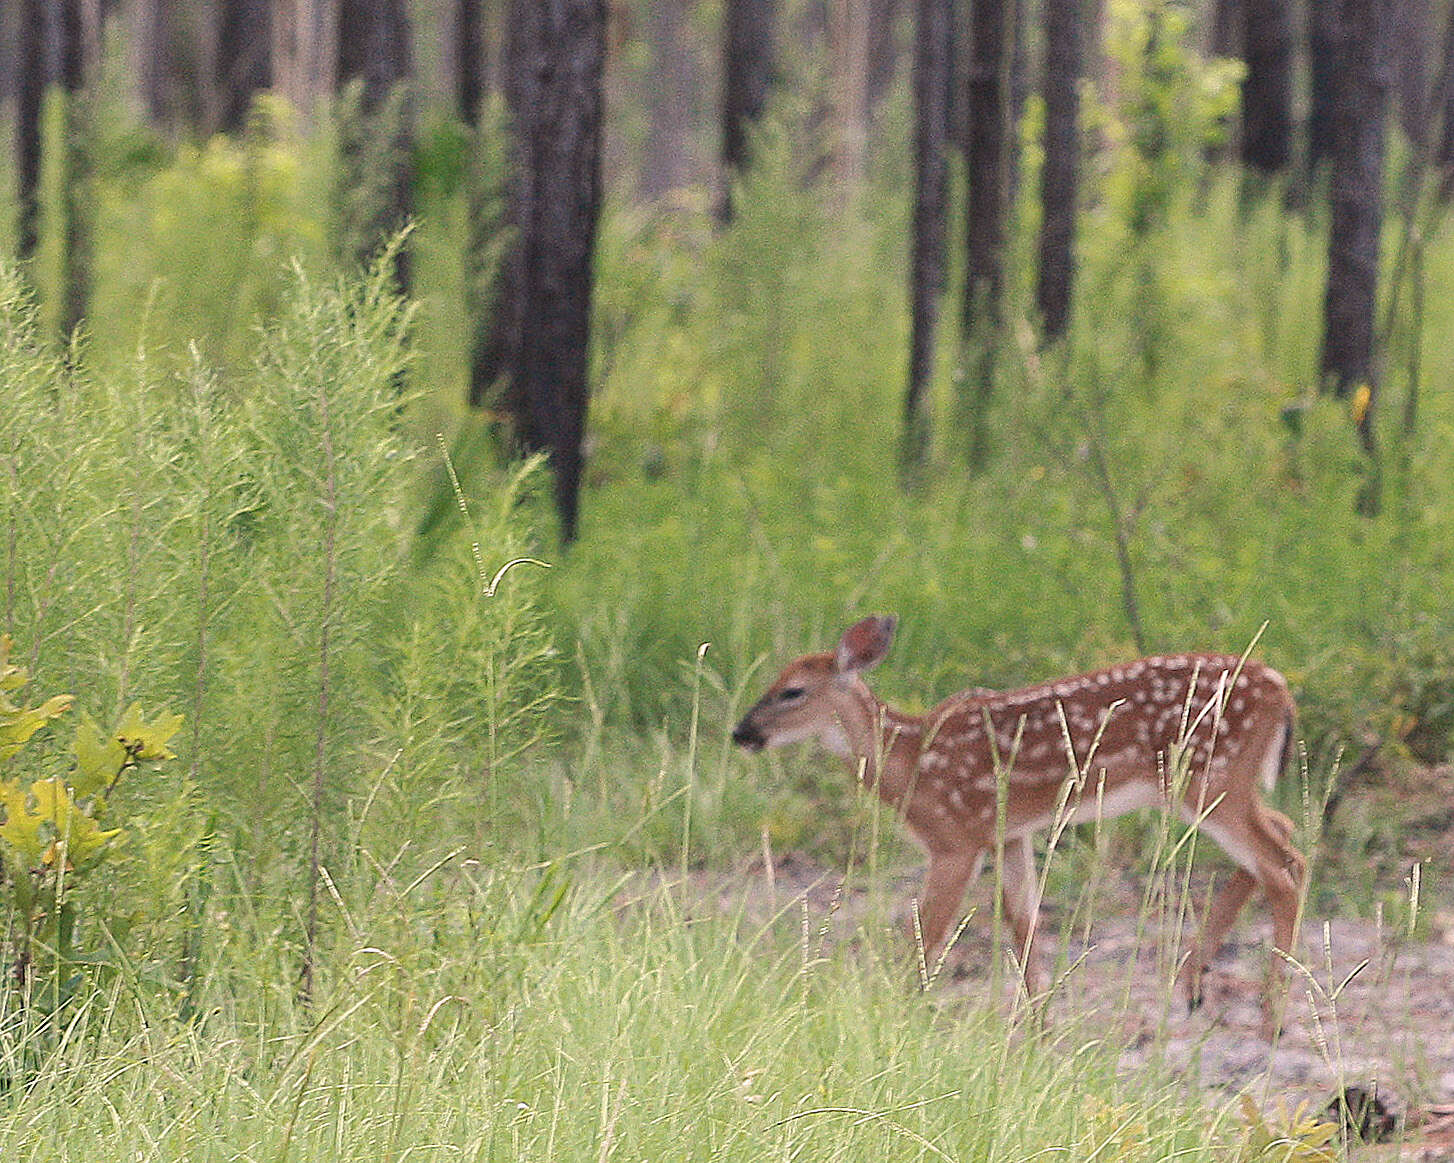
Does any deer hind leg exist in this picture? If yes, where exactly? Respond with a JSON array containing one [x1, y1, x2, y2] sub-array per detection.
[[1181, 798, 1305, 1037], [913, 847, 983, 984]]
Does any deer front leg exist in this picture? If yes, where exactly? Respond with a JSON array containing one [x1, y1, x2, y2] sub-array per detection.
[[997, 836, 1049, 1004], [913, 847, 982, 985], [1177, 867, 1257, 1012]]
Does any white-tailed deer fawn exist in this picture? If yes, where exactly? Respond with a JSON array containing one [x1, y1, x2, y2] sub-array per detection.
[[732, 616, 1306, 1035]]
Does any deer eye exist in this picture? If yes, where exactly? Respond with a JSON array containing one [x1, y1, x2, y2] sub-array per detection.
[[777, 686, 806, 703]]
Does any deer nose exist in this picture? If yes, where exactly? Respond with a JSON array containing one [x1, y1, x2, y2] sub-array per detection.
[[732, 721, 765, 751]]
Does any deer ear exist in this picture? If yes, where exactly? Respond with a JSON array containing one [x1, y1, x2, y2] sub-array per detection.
[[835, 616, 897, 674]]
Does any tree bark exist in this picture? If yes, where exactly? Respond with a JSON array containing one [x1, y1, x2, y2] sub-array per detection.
[[961, 0, 1015, 471], [1240, 0, 1293, 174], [336, 0, 413, 292], [718, 0, 778, 221], [15, 0, 46, 264], [1036, 0, 1081, 341], [963, 0, 1013, 334], [866, 0, 903, 114], [470, 0, 606, 543], [1308, 2, 1340, 173], [1321, 0, 1391, 512], [273, 0, 337, 120], [216, 0, 272, 133], [642, 0, 694, 202], [902, 0, 952, 469], [447, 0, 485, 125]]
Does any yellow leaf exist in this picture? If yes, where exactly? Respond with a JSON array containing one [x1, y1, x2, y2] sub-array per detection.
[[114, 703, 184, 763], [1350, 383, 1372, 426], [73, 712, 128, 798]]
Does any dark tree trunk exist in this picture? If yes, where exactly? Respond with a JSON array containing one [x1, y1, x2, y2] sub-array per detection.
[[718, 0, 777, 221], [449, 0, 485, 124], [963, 0, 1013, 334], [470, 0, 606, 543], [1321, 0, 1391, 494], [1308, 2, 1340, 173], [1208, 0, 1240, 57], [1240, 0, 1293, 174], [1392, 0, 1430, 143], [961, 0, 1015, 471], [1036, 0, 1081, 341], [274, 0, 338, 119], [902, 0, 953, 470], [866, 0, 903, 114], [336, 0, 413, 293], [216, 0, 272, 133], [15, 0, 46, 263], [16, 0, 87, 332], [642, 0, 694, 201], [1438, 9, 1454, 197]]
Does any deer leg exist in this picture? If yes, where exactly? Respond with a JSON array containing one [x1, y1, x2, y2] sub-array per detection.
[[997, 837, 1048, 1002], [1177, 867, 1257, 1010], [913, 848, 982, 983], [1189, 800, 1305, 1037], [1251, 806, 1305, 1038]]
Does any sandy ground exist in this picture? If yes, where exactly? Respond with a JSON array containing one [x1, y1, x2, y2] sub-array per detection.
[[648, 851, 1454, 1156]]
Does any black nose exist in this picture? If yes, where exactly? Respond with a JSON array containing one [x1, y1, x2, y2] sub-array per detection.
[[732, 721, 764, 751]]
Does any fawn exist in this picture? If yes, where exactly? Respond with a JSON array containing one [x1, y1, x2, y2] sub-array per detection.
[[732, 616, 1306, 1035]]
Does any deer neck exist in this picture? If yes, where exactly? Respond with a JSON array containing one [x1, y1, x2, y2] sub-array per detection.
[[827, 681, 922, 803]]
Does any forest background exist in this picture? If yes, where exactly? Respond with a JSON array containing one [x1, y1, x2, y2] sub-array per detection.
[[2, 0, 1453, 1158]]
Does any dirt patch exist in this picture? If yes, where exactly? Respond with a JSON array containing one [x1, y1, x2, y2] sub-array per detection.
[[654, 850, 1454, 1155]]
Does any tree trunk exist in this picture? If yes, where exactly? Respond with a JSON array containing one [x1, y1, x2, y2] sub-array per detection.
[[963, 0, 1013, 334], [18, 0, 88, 335], [1321, 0, 1391, 517], [470, 0, 606, 543], [1307, 2, 1340, 173], [216, 0, 272, 133], [336, 0, 413, 293], [902, 0, 952, 470], [719, 0, 778, 221], [1240, 0, 1293, 174], [15, 0, 45, 264], [642, 0, 694, 202], [961, 0, 1015, 470], [1438, 8, 1454, 197], [447, 0, 485, 125], [1036, 0, 1081, 341], [273, 0, 338, 120], [866, 0, 903, 115], [1392, 0, 1430, 144], [831, 0, 871, 198], [1321, 0, 1391, 402]]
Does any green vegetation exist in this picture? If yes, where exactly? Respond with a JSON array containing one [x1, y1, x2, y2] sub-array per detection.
[[1, 46, 1450, 1155]]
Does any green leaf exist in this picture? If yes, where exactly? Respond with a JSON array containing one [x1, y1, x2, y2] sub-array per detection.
[[114, 703, 184, 763], [73, 712, 128, 798], [0, 777, 122, 870]]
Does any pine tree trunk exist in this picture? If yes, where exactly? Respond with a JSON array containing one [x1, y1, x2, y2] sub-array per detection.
[[719, 0, 778, 221], [273, 0, 337, 120], [15, 0, 45, 264], [471, 0, 606, 543], [1321, 0, 1391, 405], [961, 0, 1015, 470], [902, 0, 952, 470], [337, 0, 413, 293], [1241, 0, 1293, 174], [448, 0, 485, 125], [216, 0, 272, 133], [963, 0, 1012, 333], [1308, 2, 1340, 173], [1036, 0, 1081, 341], [642, 0, 694, 202]]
